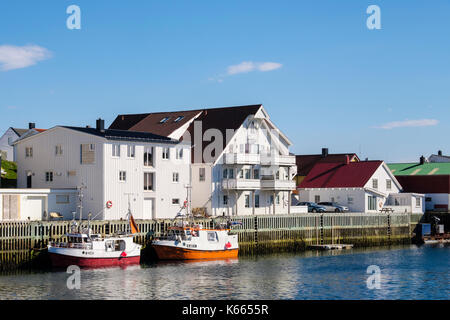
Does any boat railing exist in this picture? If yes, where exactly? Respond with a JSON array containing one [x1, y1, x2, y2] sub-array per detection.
[[50, 242, 93, 250]]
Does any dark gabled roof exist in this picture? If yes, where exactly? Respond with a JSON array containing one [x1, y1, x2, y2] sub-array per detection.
[[11, 128, 29, 137], [296, 153, 360, 176], [299, 161, 383, 189], [62, 126, 178, 144], [109, 104, 263, 162], [109, 110, 201, 137]]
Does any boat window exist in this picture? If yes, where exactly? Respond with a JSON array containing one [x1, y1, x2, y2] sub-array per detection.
[[185, 229, 191, 236], [114, 240, 126, 251], [105, 240, 114, 251], [207, 232, 217, 242]]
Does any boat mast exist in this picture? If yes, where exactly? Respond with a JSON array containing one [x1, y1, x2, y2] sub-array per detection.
[[77, 183, 86, 232]]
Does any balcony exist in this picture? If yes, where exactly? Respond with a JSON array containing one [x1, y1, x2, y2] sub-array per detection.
[[260, 154, 296, 166], [261, 179, 296, 190], [222, 178, 296, 191], [223, 153, 260, 165], [222, 179, 261, 190]]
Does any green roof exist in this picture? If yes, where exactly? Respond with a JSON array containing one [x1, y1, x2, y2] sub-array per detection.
[[387, 162, 450, 176]]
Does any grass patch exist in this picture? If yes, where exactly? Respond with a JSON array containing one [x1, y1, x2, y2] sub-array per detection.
[[1, 160, 17, 187]]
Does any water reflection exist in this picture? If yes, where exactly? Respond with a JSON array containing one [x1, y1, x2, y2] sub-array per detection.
[[0, 245, 448, 300]]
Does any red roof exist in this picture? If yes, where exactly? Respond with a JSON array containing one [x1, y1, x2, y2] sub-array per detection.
[[395, 176, 450, 194], [296, 153, 359, 176], [299, 161, 383, 189]]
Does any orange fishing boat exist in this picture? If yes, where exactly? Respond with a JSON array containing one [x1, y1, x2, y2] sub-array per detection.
[[152, 224, 239, 260]]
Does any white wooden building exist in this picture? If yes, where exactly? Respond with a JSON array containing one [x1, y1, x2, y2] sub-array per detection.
[[14, 120, 191, 220], [110, 105, 302, 216], [298, 160, 423, 213], [0, 188, 77, 221]]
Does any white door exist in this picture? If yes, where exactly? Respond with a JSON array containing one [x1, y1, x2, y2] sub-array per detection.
[[25, 196, 44, 220], [143, 198, 153, 219]]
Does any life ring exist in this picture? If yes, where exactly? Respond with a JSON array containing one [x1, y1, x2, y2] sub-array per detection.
[[106, 201, 113, 209]]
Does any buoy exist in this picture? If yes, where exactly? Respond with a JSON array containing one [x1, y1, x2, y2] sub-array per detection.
[[106, 200, 113, 208]]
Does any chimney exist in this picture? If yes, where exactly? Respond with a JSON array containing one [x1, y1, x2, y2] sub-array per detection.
[[438, 150, 443, 156], [322, 148, 329, 158], [420, 155, 425, 165], [96, 118, 105, 132], [28, 122, 35, 129]]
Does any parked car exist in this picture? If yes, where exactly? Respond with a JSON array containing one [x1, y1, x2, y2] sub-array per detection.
[[317, 202, 349, 213], [297, 202, 326, 213]]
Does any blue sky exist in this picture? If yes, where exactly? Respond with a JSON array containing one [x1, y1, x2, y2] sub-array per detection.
[[1, 0, 449, 162]]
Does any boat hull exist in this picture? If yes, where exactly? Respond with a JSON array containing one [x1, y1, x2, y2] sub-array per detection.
[[49, 252, 140, 268], [153, 244, 238, 260]]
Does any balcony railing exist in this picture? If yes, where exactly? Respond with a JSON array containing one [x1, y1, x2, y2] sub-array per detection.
[[260, 154, 296, 166], [222, 179, 261, 190], [224, 153, 260, 165], [261, 179, 296, 190], [222, 178, 296, 191]]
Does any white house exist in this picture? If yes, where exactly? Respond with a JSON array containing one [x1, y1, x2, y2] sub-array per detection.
[[298, 159, 424, 213], [109, 105, 302, 216], [0, 123, 43, 161], [0, 188, 77, 221], [14, 119, 191, 220]]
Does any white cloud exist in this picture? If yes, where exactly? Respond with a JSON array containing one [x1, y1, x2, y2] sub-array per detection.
[[257, 62, 282, 72], [376, 119, 439, 130], [0, 45, 52, 71], [226, 61, 282, 75]]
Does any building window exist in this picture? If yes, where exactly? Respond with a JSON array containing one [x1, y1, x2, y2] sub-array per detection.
[[8, 137, 14, 145], [348, 197, 354, 205], [238, 170, 243, 179], [55, 145, 63, 156], [176, 148, 183, 159], [228, 169, 234, 179], [255, 194, 260, 208], [174, 116, 184, 123], [119, 171, 126, 181], [253, 169, 259, 179], [425, 197, 432, 202], [199, 168, 205, 181], [56, 195, 70, 204], [172, 198, 180, 205], [223, 169, 228, 179], [386, 179, 392, 190], [368, 196, 377, 211], [223, 195, 228, 206], [127, 145, 135, 158], [276, 195, 280, 205], [269, 195, 274, 205], [314, 195, 320, 203], [144, 172, 154, 191], [159, 117, 170, 123], [173, 172, 179, 183], [275, 170, 280, 180], [144, 147, 153, 166], [244, 169, 251, 179], [245, 194, 250, 208], [25, 147, 33, 158], [162, 147, 170, 159], [415, 197, 421, 207], [81, 144, 95, 164], [112, 144, 120, 157], [45, 171, 53, 182], [372, 179, 378, 189]]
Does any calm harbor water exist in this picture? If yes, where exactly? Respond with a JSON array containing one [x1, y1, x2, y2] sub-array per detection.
[[0, 244, 448, 300]]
